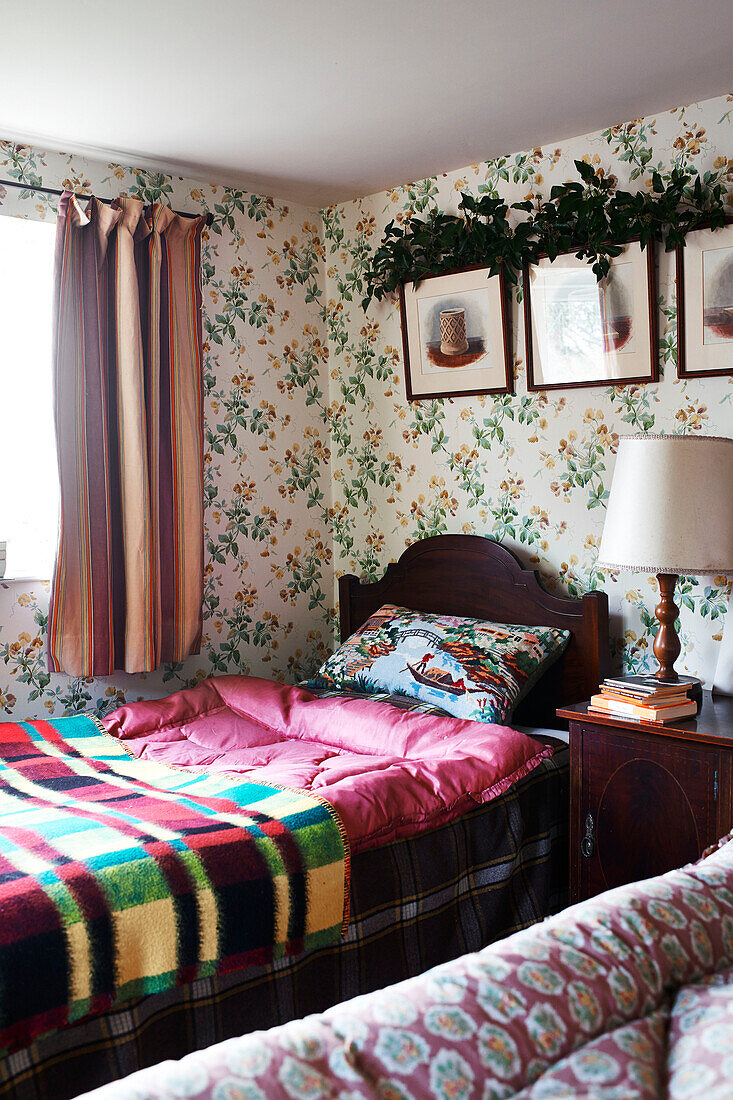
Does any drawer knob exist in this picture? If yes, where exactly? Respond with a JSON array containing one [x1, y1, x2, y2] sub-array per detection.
[[581, 812, 595, 859]]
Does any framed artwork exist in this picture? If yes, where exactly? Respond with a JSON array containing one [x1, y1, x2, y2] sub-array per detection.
[[677, 220, 733, 378], [399, 265, 512, 401], [524, 241, 657, 391]]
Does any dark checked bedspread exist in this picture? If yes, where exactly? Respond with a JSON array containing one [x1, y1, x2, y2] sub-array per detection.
[[0, 715, 348, 1057]]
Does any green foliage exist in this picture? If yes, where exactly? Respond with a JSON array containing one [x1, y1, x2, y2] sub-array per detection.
[[606, 385, 657, 432], [128, 170, 174, 204], [209, 189, 248, 234], [363, 160, 727, 307], [601, 121, 656, 180]]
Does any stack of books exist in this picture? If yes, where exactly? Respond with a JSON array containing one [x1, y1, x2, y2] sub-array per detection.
[[589, 675, 698, 724]]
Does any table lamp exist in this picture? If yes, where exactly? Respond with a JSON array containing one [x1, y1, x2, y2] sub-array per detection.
[[598, 434, 733, 683]]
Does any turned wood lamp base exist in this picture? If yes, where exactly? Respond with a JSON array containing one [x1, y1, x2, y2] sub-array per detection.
[[653, 572, 682, 682], [652, 572, 704, 709]]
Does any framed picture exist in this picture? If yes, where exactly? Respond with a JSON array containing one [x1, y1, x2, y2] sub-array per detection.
[[399, 265, 512, 401], [524, 241, 657, 391], [677, 220, 733, 379]]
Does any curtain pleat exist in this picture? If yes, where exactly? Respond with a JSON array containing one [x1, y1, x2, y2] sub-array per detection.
[[48, 192, 205, 677]]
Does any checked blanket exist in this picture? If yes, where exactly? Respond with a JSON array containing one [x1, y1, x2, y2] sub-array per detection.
[[0, 715, 348, 1055]]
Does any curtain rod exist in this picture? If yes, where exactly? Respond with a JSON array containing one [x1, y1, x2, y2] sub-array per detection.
[[0, 176, 214, 226]]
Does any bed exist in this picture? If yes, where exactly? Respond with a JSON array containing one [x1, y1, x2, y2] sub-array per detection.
[[0, 535, 610, 1099]]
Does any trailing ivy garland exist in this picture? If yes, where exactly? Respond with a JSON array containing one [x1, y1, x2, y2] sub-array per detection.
[[363, 160, 727, 308]]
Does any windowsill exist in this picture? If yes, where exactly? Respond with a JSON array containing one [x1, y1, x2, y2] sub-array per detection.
[[0, 576, 51, 584]]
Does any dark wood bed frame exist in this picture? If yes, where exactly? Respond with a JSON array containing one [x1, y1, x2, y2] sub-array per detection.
[[338, 535, 612, 728]]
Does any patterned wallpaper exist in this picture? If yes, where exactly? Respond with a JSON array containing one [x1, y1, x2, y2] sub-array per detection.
[[321, 92, 733, 684], [2, 90, 733, 718], [0, 141, 333, 717]]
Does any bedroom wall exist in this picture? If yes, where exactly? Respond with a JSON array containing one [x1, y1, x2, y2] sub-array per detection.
[[3, 90, 733, 718], [0, 140, 333, 718], [321, 92, 733, 681]]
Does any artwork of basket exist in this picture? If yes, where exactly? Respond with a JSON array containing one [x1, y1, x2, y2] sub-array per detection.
[[440, 308, 469, 355]]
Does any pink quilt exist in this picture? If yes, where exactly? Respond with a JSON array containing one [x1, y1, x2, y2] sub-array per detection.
[[102, 675, 553, 852]]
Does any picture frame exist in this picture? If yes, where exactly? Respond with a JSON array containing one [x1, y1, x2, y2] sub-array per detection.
[[523, 241, 658, 391], [677, 219, 733, 379], [398, 264, 512, 401]]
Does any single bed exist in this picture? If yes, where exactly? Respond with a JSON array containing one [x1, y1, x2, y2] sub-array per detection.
[[0, 535, 610, 1099]]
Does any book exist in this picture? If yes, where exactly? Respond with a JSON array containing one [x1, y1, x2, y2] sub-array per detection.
[[594, 690, 690, 708], [589, 695, 698, 721], [588, 706, 667, 725], [602, 674, 697, 697], [587, 705, 697, 726], [601, 682, 692, 702]]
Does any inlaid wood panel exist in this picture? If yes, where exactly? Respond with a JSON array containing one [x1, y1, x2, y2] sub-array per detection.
[[580, 726, 717, 899]]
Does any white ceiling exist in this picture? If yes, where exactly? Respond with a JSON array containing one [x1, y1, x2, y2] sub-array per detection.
[[2, 0, 733, 206]]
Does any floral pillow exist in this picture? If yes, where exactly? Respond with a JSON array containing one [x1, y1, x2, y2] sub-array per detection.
[[305, 604, 570, 724]]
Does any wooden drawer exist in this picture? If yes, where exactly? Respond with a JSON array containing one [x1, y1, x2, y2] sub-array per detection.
[[570, 721, 733, 903]]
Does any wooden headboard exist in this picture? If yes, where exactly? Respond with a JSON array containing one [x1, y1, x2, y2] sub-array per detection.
[[338, 535, 612, 728]]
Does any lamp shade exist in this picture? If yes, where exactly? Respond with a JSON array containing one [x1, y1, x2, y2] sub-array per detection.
[[598, 434, 733, 574]]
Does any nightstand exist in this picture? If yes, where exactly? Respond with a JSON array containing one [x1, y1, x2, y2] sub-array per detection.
[[557, 692, 733, 904]]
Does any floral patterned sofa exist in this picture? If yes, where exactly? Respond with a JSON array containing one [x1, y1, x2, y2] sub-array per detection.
[[81, 834, 733, 1099]]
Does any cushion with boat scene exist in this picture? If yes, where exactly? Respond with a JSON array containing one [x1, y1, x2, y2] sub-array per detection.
[[305, 604, 570, 724]]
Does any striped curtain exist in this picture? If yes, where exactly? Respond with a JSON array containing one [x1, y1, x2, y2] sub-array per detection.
[[48, 192, 205, 677]]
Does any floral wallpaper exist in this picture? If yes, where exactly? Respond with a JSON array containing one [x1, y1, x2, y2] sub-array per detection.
[[321, 91, 733, 683], [2, 90, 733, 720], [0, 141, 333, 718]]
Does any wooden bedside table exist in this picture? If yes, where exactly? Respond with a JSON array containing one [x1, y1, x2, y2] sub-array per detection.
[[557, 692, 733, 904]]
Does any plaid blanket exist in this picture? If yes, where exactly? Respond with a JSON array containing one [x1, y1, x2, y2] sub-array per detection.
[[0, 715, 348, 1056], [0, 751, 568, 1099]]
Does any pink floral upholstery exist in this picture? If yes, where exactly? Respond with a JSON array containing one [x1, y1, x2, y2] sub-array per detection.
[[81, 838, 733, 1099], [667, 969, 733, 1099]]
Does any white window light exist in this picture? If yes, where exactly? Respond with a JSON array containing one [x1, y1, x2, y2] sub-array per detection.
[[0, 214, 58, 580]]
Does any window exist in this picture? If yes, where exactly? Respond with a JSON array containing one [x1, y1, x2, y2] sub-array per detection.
[[0, 215, 58, 579]]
